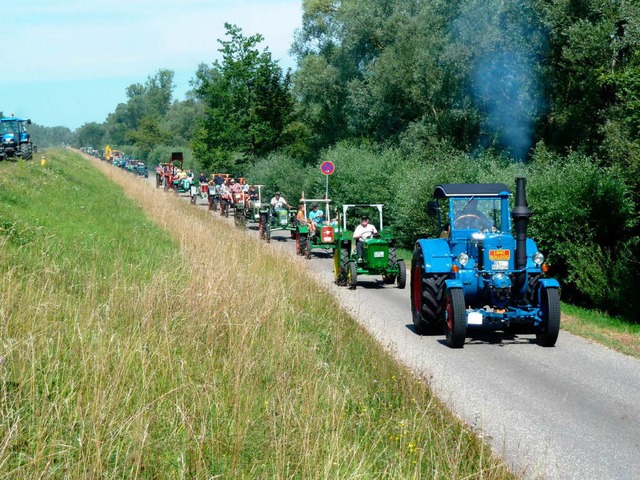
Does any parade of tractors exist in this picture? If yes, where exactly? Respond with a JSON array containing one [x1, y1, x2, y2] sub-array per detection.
[[96, 148, 560, 349]]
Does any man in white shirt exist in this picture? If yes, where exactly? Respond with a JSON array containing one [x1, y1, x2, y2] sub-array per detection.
[[353, 216, 378, 262], [270, 192, 289, 210]]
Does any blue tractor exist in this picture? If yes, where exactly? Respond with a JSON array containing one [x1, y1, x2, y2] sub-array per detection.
[[0, 116, 36, 160], [410, 178, 560, 348]]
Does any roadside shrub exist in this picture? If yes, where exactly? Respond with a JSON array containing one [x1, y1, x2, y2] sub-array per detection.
[[526, 150, 635, 313], [245, 152, 316, 202]]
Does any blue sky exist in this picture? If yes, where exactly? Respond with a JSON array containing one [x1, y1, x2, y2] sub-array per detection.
[[1, 0, 302, 129]]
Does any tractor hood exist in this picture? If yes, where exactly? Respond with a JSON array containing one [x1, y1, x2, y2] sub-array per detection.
[[2, 133, 16, 144]]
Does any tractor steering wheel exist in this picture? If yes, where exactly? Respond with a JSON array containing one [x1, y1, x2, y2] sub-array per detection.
[[454, 214, 483, 229]]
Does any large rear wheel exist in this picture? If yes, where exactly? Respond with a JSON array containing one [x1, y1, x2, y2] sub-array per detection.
[[348, 261, 358, 290], [333, 248, 348, 286], [536, 288, 560, 347], [397, 260, 406, 289], [444, 288, 466, 348], [383, 246, 398, 284], [410, 247, 445, 334]]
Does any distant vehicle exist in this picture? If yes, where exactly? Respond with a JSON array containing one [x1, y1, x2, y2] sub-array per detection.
[[0, 116, 37, 160]]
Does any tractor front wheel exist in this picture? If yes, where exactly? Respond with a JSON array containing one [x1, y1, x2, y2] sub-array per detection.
[[444, 288, 466, 348], [410, 247, 445, 334], [396, 260, 406, 289], [20, 144, 32, 160], [536, 288, 560, 347], [348, 261, 358, 290]]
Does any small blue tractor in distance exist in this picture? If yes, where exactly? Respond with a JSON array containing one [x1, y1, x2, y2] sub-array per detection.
[[0, 116, 36, 160], [410, 178, 560, 348]]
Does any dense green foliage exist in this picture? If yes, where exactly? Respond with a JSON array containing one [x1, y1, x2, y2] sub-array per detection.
[[247, 142, 638, 319], [191, 24, 294, 173], [61, 1, 640, 319]]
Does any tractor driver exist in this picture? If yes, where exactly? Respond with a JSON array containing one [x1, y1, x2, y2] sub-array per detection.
[[454, 198, 493, 230], [353, 215, 378, 263], [270, 192, 290, 211]]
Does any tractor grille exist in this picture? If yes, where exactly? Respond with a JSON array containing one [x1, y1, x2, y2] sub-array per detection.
[[366, 242, 388, 269]]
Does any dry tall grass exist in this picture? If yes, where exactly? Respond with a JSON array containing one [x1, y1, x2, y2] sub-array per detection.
[[0, 151, 513, 478]]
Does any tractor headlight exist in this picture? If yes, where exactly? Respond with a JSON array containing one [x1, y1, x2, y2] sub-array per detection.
[[532, 252, 545, 266], [457, 253, 469, 267]]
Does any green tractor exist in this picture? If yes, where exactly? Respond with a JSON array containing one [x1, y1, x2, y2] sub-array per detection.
[[295, 198, 338, 259], [258, 196, 297, 243], [333, 204, 407, 289]]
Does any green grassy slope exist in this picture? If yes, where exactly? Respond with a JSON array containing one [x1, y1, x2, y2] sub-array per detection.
[[0, 150, 513, 478]]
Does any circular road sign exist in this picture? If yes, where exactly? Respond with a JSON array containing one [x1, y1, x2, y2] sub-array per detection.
[[320, 161, 335, 175]]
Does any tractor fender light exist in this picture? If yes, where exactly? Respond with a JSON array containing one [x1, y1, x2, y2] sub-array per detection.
[[457, 253, 470, 267], [541, 263, 549, 273], [451, 264, 460, 273]]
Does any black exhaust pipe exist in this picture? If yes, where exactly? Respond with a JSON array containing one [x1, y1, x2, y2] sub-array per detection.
[[512, 177, 531, 292]]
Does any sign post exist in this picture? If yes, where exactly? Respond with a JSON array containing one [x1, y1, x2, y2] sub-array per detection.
[[320, 161, 335, 199]]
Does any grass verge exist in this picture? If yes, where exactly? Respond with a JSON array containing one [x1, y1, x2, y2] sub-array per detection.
[[0, 150, 513, 478], [561, 303, 640, 359]]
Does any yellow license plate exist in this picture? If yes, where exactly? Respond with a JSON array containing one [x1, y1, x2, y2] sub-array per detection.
[[489, 249, 511, 261]]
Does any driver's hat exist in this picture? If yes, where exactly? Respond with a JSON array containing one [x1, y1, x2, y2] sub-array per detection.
[[276, 191, 281, 195], [312, 202, 319, 208]]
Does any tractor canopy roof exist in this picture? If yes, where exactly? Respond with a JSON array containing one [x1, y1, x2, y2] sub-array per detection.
[[0, 117, 30, 123], [433, 183, 510, 199]]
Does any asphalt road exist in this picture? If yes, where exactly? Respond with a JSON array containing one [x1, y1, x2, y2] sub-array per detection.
[[143, 173, 640, 480]]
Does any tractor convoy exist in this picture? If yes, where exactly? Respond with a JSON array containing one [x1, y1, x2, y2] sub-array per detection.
[[99, 149, 560, 349]]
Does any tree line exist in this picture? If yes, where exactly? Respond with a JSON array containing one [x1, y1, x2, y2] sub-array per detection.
[[61, 1, 640, 320]]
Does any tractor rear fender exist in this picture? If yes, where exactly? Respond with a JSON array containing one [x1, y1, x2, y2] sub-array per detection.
[[415, 238, 452, 274]]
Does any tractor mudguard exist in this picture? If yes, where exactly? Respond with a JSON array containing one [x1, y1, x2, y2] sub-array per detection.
[[538, 278, 560, 289], [445, 279, 464, 290], [536, 278, 560, 305], [415, 238, 452, 273]]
